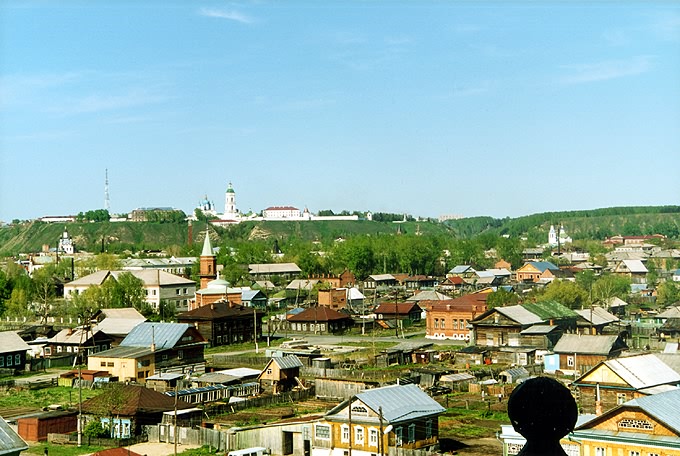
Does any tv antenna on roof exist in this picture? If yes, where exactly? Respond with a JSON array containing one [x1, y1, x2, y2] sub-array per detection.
[[104, 168, 110, 211]]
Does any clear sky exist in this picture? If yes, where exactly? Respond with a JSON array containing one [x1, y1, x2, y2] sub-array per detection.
[[1, 1, 679, 223]]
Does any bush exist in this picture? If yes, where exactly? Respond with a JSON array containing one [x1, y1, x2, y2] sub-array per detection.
[[83, 420, 108, 439]]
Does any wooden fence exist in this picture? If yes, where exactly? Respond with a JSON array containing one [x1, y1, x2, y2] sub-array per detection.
[[204, 388, 316, 417]]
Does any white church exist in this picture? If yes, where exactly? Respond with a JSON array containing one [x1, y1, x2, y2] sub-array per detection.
[[548, 224, 572, 247], [197, 182, 360, 225]]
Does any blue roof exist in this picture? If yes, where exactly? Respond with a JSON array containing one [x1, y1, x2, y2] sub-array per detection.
[[242, 289, 265, 301], [626, 388, 680, 432], [120, 322, 191, 350], [449, 265, 473, 274], [353, 384, 445, 424], [529, 261, 560, 272]]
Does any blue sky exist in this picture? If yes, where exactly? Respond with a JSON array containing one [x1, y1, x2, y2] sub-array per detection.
[[1, 1, 679, 222]]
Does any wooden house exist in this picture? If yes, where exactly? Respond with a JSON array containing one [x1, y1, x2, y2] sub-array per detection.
[[515, 261, 559, 283], [572, 353, 680, 414], [312, 384, 445, 456], [470, 300, 578, 348], [374, 302, 423, 322], [572, 388, 680, 455], [0, 331, 30, 372], [287, 306, 354, 335], [177, 300, 263, 347], [552, 333, 628, 377], [258, 355, 304, 394]]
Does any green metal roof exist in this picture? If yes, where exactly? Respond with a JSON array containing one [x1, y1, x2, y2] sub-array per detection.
[[522, 300, 578, 320]]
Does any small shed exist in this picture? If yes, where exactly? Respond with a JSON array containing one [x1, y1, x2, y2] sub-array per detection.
[[258, 355, 304, 394], [146, 372, 185, 393], [499, 366, 531, 384], [17, 410, 78, 442], [439, 372, 476, 391]]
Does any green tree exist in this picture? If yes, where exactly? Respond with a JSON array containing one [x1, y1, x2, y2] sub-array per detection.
[[31, 266, 58, 324], [486, 288, 519, 309], [96, 253, 121, 271], [592, 274, 631, 305], [115, 272, 146, 309], [656, 281, 680, 307], [4, 287, 31, 319], [541, 280, 589, 309]]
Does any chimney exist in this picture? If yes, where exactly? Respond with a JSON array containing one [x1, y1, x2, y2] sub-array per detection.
[[67, 328, 73, 336], [595, 384, 602, 416], [447, 304, 451, 310], [211, 302, 214, 310]]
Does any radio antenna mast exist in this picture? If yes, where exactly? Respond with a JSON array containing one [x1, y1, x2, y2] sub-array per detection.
[[104, 168, 110, 211]]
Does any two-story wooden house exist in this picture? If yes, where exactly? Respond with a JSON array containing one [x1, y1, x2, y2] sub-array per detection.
[[572, 388, 680, 455], [177, 301, 263, 347], [312, 384, 445, 456], [87, 322, 207, 383], [552, 333, 628, 377]]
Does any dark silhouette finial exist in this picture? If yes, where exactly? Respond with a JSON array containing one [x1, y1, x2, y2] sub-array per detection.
[[507, 377, 577, 456]]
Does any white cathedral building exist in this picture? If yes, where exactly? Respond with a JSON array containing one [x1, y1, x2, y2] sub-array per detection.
[[548, 224, 572, 247], [197, 182, 360, 224]]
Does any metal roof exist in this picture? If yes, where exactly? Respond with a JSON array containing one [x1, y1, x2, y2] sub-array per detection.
[[621, 259, 648, 273], [440, 373, 476, 383], [604, 354, 680, 389], [120, 322, 191, 350], [576, 306, 620, 326], [353, 384, 445, 423], [0, 417, 28, 454], [407, 290, 451, 301], [520, 325, 558, 335], [495, 306, 544, 325], [249, 263, 301, 274], [147, 373, 183, 381], [553, 334, 621, 355], [449, 265, 474, 274], [368, 274, 396, 281], [626, 388, 680, 432], [0, 331, 31, 354], [272, 355, 304, 369]]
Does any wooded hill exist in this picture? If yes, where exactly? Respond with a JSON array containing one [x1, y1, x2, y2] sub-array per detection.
[[1, 205, 678, 257]]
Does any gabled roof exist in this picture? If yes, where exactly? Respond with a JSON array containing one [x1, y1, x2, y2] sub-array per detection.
[[374, 302, 422, 315], [576, 306, 619, 326], [272, 355, 304, 370], [493, 306, 544, 325], [287, 306, 352, 322], [66, 270, 195, 287], [0, 417, 28, 454], [0, 331, 31, 354], [177, 301, 263, 321], [593, 354, 680, 389], [368, 274, 396, 281], [242, 289, 266, 301], [658, 306, 680, 319], [620, 259, 648, 273], [605, 296, 629, 308], [82, 385, 194, 416], [520, 325, 559, 335], [94, 308, 146, 336], [521, 301, 578, 320], [249, 263, 301, 274], [120, 322, 200, 350], [576, 388, 680, 434], [49, 327, 109, 345], [286, 279, 319, 290], [326, 384, 445, 424], [428, 293, 488, 312], [553, 334, 624, 355], [526, 261, 560, 272], [449, 265, 475, 274], [407, 290, 452, 301]]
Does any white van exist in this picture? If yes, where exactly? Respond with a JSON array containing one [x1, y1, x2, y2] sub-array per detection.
[[228, 447, 268, 456]]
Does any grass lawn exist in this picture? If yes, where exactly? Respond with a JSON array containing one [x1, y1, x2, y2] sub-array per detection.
[[178, 446, 223, 455], [0, 386, 102, 409], [25, 442, 108, 456]]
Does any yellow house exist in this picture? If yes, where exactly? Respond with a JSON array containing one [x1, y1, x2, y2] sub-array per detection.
[[572, 388, 680, 455], [88, 347, 156, 383], [312, 384, 445, 456], [515, 261, 559, 283]]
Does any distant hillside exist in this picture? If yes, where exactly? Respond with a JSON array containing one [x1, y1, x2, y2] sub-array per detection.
[[444, 206, 680, 241], [1, 205, 678, 257], [0, 219, 452, 256]]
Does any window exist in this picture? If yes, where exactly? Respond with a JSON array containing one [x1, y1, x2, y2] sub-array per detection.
[[315, 424, 330, 440], [618, 419, 653, 431], [351, 405, 368, 416], [453, 319, 458, 330], [15, 354, 20, 365], [44, 347, 51, 356], [6, 355, 12, 366], [321, 324, 326, 332], [440, 319, 445, 329], [395, 427, 403, 446], [434, 319, 439, 329], [217, 336, 222, 344], [425, 419, 433, 439], [107, 362, 114, 367], [567, 356, 574, 367], [617, 393, 627, 405], [101, 361, 106, 367], [137, 371, 145, 379], [648, 453, 659, 456], [355, 426, 364, 444], [0, 357, 4, 367], [176, 289, 181, 295], [178, 350, 184, 359], [408, 423, 415, 442], [341, 425, 350, 443], [369, 428, 379, 447], [629, 452, 640, 456]]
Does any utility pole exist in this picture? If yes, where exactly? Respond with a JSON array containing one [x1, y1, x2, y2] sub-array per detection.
[[378, 406, 384, 456], [174, 383, 178, 456], [254, 308, 259, 354], [348, 397, 353, 456]]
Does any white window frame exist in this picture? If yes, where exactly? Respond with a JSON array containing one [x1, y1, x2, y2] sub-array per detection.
[[355, 426, 364, 445], [315, 424, 331, 440], [567, 356, 575, 367], [369, 428, 379, 447], [341, 425, 350, 443], [408, 423, 416, 443]]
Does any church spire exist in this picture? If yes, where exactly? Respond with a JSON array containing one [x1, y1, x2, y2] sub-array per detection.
[[201, 231, 214, 257]]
